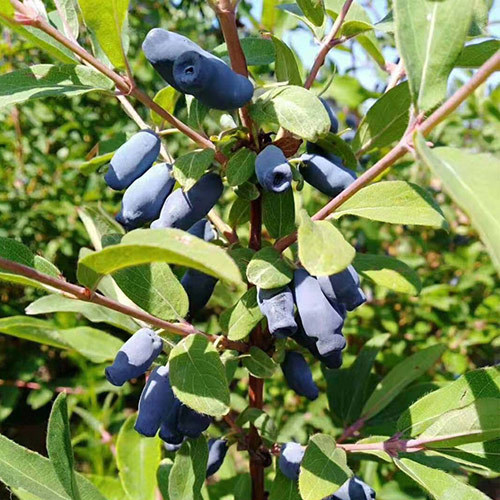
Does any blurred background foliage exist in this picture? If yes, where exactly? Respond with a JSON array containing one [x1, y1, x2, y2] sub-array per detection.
[[0, 0, 498, 499]]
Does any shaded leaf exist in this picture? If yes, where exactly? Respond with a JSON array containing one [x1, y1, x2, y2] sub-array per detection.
[[262, 190, 296, 239], [226, 148, 257, 187], [456, 40, 500, 68], [296, 0, 324, 27], [213, 37, 276, 66], [227, 288, 264, 341], [246, 247, 293, 289], [269, 466, 301, 500], [271, 36, 302, 86], [241, 346, 277, 379], [174, 149, 215, 190]]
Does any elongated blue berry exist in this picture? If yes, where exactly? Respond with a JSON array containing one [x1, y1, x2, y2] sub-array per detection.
[[159, 398, 184, 445], [206, 438, 229, 478], [105, 130, 160, 191], [293, 269, 346, 356], [328, 477, 376, 500], [300, 153, 356, 198], [319, 266, 366, 311], [320, 98, 339, 134], [173, 51, 254, 110], [279, 442, 305, 481], [151, 173, 223, 230], [164, 440, 185, 453], [105, 328, 163, 387], [255, 145, 293, 193], [177, 405, 212, 438], [116, 163, 175, 230], [135, 365, 175, 437], [281, 351, 319, 400], [257, 286, 297, 338]]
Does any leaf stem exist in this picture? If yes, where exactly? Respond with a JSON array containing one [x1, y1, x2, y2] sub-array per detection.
[[274, 51, 500, 252]]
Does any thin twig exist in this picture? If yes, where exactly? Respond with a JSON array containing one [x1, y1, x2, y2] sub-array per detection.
[[274, 51, 500, 252], [0, 256, 247, 352], [0, 379, 85, 394]]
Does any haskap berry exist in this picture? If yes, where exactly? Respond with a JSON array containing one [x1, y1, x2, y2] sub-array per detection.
[[151, 173, 223, 230], [328, 477, 376, 500], [158, 398, 184, 445], [279, 442, 305, 481], [105, 130, 160, 191], [281, 351, 319, 401], [135, 364, 175, 437], [164, 440, 185, 453], [318, 266, 366, 312], [181, 219, 218, 313], [320, 97, 339, 134], [177, 404, 212, 438], [116, 162, 176, 230], [257, 286, 297, 338], [300, 152, 356, 198], [255, 145, 293, 193], [105, 328, 163, 387], [293, 269, 346, 356], [206, 438, 229, 478], [173, 51, 254, 110]]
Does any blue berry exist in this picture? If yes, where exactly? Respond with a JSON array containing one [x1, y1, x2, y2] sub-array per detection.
[[135, 365, 175, 437], [279, 442, 305, 481], [206, 438, 229, 478], [255, 145, 293, 193], [300, 153, 356, 198], [281, 351, 319, 401], [151, 173, 223, 230], [105, 328, 163, 387], [257, 286, 297, 338], [164, 439, 185, 453], [293, 269, 346, 356], [177, 405, 212, 438], [105, 130, 160, 191], [159, 398, 184, 445], [173, 51, 254, 110], [318, 266, 366, 311], [116, 163, 175, 230], [320, 98, 339, 134], [328, 477, 376, 500]]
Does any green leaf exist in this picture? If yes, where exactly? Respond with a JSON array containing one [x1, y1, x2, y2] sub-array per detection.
[[394, 457, 490, 500], [0, 433, 106, 500], [250, 86, 330, 142], [419, 398, 500, 448], [236, 407, 278, 446], [332, 180, 448, 229], [79, 152, 114, 175], [269, 466, 301, 500], [298, 211, 355, 276], [241, 346, 277, 379], [235, 181, 260, 201], [86, 475, 128, 500], [227, 288, 264, 341], [298, 434, 351, 500], [0, 316, 122, 363], [77, 205, 125, 252], [277, 4, 325, 40], [169, 335, 230, 417], [398, 366, 500, 436], [325, 75, 378, 109], [168, 437, 208, 500], [226, 148, 257, 187], [393, 0, 474, 111], [185, 95, 209, 130], [157, 460, 173, 499], [434, 441, 500, 474], [113, 262, 189, 321], [271, 36, 303, 86], [229, 248, 255, 279], [354, 253, 422, 295], [174, 149, 215, 190], [246, 247, 293, 290], [77, 0, 130, 69], [262, 190, 296, 239], [47, 394, 79, 500], [312, 133, 358, 170], [151, 86, 180, 126], [361, 344, 446, 420], [228, 197, 251, 227], [116, 415, 161, 500], [77, 228, 242, 289], [296, 0, 324, 27], [415, 138, 500, 274], [26, 294, 139, 333], [213, 37, 276, 66], [0, 65, 113, 109], [456, 40, 500, 68], [56, 0, 79, 40], [352, 82, 411, 154]]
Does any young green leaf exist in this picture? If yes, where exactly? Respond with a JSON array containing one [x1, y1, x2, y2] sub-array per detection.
[[169, 334, 230, 417], [262, 190, 296, 239], [271, 36, 303, 86], [47, 394, 80, 500], [116, 415, 161, 500], [236, 407, 278, 446], [185, 95, 209, 129], [298, 211, 355, 276], [228, 288, 264, 341], [354, 253, 422, 295], [151, 86, 180, 126], [361, 344, 446, 420], [0, 65, 113, 110], [213, 37, 276, 66], [246, 247, 293, 289], [298, 434, 351, 500], [296, 0, 325, 27], [332, 180, 448, 229], [228, 197, 251, 227], [77, 206, 125, 252], [415, 136, 500, 274], [241, 346, 277, 379], [226, 148, 257, 187], [456, 40, 500, 68], [393, 0, 474, 111], [174, 149, 215, 190]]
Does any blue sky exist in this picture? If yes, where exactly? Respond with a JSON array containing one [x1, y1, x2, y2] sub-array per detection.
[[246, 0, 500, 91]]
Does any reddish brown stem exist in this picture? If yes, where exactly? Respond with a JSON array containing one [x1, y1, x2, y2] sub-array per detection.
[[0, 379, 85, 394], [337, 418, 366, 443], [0, 256, 246, 352], [274, 51, 500, 253]]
